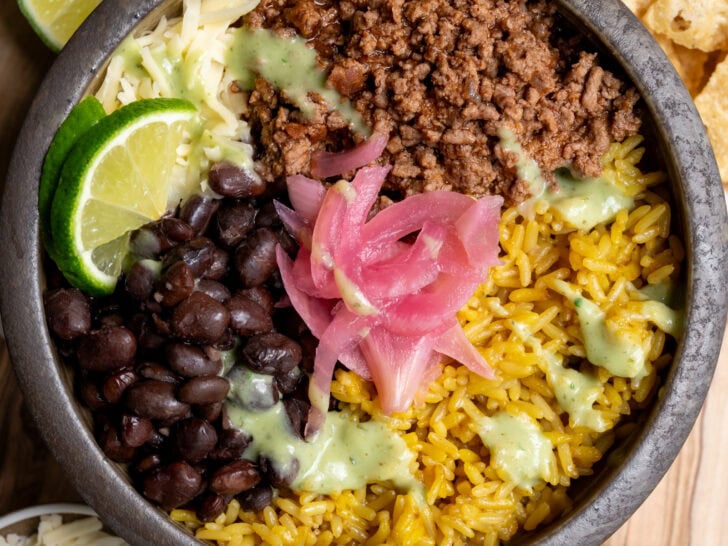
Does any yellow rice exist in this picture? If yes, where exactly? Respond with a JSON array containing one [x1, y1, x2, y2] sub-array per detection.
[[170, 135, 682, 545]]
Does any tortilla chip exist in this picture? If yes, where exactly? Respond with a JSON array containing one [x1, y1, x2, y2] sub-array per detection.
[[653, 33, 710, 96], [694, 56, 728, 184], [643, 0, 728, 52], [621, 0, 655, 18]]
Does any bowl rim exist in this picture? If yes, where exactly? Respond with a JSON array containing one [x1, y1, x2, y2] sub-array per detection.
[[0, 504, 97, 534], [1, 0, 726, 545]]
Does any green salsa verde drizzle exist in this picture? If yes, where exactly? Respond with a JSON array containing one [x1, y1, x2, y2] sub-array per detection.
[[226, 28, 368, 135], [474, 412, 556, 490], [225, 396, 422, 497], [498, 127, 633, 230], [510, 321, 609, 432]]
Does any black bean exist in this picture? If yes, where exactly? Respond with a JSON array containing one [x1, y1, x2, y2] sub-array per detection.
[[216, 202, 256, 248], [234, 228, 278, 287], [174, 418, 218, 463], [163, 238, 216, 278], [138, 362, 180, 384], [237, 483, 273, 513], [143, 461, 203, 510], [151, 313, 172, 337], [125, 261, 159, 301], [196, 492, 228, 522], [78, 378, 107, 411], [195, 401, 223, 422], [102, 369, 139, 404], [161, 217, 195, 242], [181, 196, 220, 236], [171, 292, 230, 344], [44, 288, 91, 340], [226, 295, 273, 337], [273, 307, 307, 338], [166, 343, 221, 378], [121, 414, 154, 447], [260, 455, 299, 488], [237, 287, 274, 315], [178, 376, 230, 405], [97, 424, 136, 463], [135, 453, 162, 475], [195, 280, 231, 303], [208, 162, 265, 199], [125, 380, 190, 422], [157, 261, 195, 307], [283, 397, 309, 440], [276, 366, 302, 395], [210, 460, 261, 496], [77, 327, 137, 372], [205, 247, 229, 281], [242, 333, 302, 375], [211, 329, 236, 351], [254, 201, 282, 228], [210, 428, 251, 461]]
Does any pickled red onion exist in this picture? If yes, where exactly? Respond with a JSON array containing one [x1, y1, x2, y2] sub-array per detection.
[[276, 166, 502, 438], [310, 132, 388, 179]]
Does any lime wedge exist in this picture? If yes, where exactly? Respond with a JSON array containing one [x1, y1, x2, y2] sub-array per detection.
[[40, 96, 106, 261], [17, 0, 102, 52], [50, 98, 197, 295]]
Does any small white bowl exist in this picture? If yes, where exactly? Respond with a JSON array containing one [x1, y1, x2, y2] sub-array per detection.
[[0, 504, 96, 538]]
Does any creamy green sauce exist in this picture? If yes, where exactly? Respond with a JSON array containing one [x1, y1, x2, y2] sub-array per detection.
[[225, 398, 421, 496], [511, 321, 609, 432], [546, 168, 634, 231], [226, 28, 368, 135], [498, 129, 632, 229], [498, 127, 547, 198], [475, 412, 555, 490], [552, 279, 648, 379]]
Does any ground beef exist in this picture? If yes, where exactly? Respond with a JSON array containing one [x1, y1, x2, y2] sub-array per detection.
[[244, 0, 642, 203]]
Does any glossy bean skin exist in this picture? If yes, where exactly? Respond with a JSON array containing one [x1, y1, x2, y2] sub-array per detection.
[[234, 228, 278, 287], [137, 362, 180, 385], [77, 327, 137, 372], [196, 493, 228, 522], [226, 295, 273, 336], [208, 162, 265, 199], [173, 418, 218, 463], [205, 247, 230, 281], [209, 460, 261, 496], [195, 401, 223, 422], [121, 414, 154, 447], [165, 343, 221, 378], [195, 280, 231, 303], [125, 260, 159, 301], [157, 261, 195, 307], [237, 286, 274, 315], [97, 423, 136, 463], [238, 483, 273, 512], [216, 202, 256, 248], [44, 288, 91, 340], [143, 461, 203, 510], [163, 238, 217, 278], [261, 455, 299, 488], [172, 292, 230, 344], [125, 380, 190, 422], [178, 376, 230, 405], [241, 333, 302, 375], [161, 217, 195, 242], [210, 428, 250, 461], [102, 369, 139, 404], [181, 196, 220, 236]]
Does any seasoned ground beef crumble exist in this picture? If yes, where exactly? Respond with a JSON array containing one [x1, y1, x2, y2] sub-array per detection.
[[244, 0, 641, 203]]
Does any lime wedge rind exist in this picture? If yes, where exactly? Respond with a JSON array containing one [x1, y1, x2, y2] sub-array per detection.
[[17, 0, 103, 52], [50, 98, 197, 295], [40, 96, 106, 261]]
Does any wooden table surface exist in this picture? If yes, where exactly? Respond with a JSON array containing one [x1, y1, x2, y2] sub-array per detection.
[[1, 2, 727, 545]]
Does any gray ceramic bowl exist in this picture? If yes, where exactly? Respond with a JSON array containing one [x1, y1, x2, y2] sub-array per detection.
[[1, 1, 727, 545]]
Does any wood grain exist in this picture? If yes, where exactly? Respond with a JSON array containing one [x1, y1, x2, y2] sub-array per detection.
[[0, 3, 727, 545]]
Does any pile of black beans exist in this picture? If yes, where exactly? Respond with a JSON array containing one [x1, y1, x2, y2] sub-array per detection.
[[43, 163, 318, 521]]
